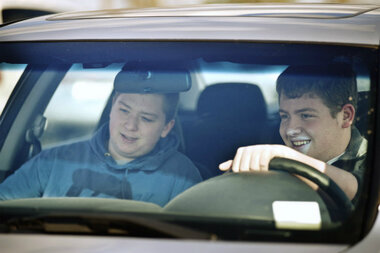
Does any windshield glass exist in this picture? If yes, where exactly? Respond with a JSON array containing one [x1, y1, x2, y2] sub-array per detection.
[[0, 41, 376, 243]]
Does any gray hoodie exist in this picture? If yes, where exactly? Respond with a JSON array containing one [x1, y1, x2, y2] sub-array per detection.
[[0, 123, 202, 206]]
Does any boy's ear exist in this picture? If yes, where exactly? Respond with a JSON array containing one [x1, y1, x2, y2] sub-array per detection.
[[161, 119, 175, 138], [341, 104, 355, 128]]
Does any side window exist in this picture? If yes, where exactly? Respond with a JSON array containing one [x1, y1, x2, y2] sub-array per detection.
[[40, 64, 117, 148], [0, 63, 27, 114]]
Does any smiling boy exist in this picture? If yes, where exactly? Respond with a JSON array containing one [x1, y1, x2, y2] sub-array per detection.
[[219, 64, 367, 203]]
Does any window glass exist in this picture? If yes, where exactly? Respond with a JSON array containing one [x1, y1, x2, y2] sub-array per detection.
[[40, 64, 117, 148], [0, 63, 26, 114], [0, 42, 376, 243]]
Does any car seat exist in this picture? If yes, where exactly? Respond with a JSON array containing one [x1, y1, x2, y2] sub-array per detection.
[[183, 82, 268, 180]]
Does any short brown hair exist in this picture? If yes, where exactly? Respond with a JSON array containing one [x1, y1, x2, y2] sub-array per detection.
[[276, 64, 357, 117]]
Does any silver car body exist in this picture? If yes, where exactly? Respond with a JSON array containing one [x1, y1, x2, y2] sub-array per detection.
[[1, 4, 380, 252], [0, 4, 379, 46]]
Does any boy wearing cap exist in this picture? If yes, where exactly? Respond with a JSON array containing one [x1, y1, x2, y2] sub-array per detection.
[[0, 69, 202, 207], [219, 64, 367, 204]]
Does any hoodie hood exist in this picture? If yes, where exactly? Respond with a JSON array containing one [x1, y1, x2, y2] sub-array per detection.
[[90, 123, 179, 171]]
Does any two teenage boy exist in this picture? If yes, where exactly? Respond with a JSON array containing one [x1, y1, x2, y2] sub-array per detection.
[[0, 64, 367, 206]]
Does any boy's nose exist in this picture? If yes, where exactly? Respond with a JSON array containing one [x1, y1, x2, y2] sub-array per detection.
[[124, 115, 138, 131], [286, 127, 302, 137], [285, 119, 302, 136]]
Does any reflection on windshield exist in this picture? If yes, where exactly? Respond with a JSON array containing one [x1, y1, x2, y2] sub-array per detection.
[[0, 42, 375, 242]]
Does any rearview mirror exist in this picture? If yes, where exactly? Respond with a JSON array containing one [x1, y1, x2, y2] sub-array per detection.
[[114, 68, 191, 93]]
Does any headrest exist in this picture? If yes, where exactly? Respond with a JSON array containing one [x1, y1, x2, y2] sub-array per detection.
[[197, 83, 267, 123], [114, 67, 191, 94]]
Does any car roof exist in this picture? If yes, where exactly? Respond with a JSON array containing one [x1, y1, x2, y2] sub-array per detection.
[[0, 3, 380, 46]]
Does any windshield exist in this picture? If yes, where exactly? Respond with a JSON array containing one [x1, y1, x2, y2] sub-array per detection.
[[0, 41, 376, 243]]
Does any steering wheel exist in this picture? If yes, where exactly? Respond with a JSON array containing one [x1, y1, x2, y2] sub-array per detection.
[[164, 157, 353, 224], [269, 157, 354, 216]]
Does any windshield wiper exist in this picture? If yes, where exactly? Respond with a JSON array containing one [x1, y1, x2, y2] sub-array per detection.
[[1, 213, 217, 240]]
